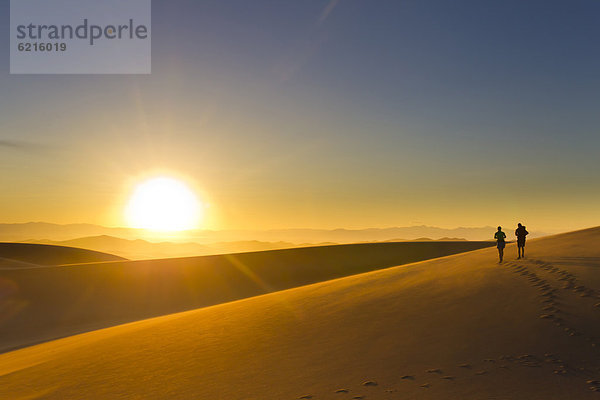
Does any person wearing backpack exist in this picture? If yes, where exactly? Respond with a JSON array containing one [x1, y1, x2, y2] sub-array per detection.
[[515, 223, 529, 259]]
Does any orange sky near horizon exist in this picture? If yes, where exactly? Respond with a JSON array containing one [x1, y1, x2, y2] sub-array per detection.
[[2, 1, 600, 234], [0, 147, 596, 234]]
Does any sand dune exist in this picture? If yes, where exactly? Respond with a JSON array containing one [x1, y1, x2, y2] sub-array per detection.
[[0, 228, 600, 400], [1, 230, 599, 398], [0, 241, 491, 353], [0, 242, 126, 268]]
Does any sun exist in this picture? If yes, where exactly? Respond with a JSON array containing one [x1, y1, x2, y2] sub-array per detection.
[[125, 176, 202, 231]]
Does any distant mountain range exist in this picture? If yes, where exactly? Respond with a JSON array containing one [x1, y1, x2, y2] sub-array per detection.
[[22, 235, 485, 260], [0, 222, 551, 243], [0, 222, 552, 259]]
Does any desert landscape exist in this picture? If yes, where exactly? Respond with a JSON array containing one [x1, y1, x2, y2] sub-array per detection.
[[3, 1, 599, 399], [1, 228, 599, 399]]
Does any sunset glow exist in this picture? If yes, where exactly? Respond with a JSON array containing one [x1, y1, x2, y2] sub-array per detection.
[[125, 177, 202, 231]]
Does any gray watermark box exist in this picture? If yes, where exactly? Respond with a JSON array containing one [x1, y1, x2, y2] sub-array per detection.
[[10, 0, 151, 74]]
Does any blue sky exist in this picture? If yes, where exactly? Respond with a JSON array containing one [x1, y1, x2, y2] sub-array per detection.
[[1, 0, 599, 231]]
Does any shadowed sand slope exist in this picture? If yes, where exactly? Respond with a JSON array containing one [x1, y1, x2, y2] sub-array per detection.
[[1, 228, 599, 399], [0, 241, 492, 353], [0, 242, 126, 267]]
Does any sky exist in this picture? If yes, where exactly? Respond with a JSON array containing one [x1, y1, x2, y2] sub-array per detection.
[[1, 0, 599, 232]]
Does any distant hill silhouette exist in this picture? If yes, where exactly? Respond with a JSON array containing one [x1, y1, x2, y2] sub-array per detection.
[[0, 243, 125, 266], [404, 237, 468, 241], [25, 235, 478, 260], [26, 235, 303, 260]]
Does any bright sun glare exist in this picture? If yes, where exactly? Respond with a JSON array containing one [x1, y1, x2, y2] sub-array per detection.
[[125, 177, 202, 232]]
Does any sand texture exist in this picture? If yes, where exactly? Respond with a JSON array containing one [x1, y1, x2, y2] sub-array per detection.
[[1, 230, 599, 399]]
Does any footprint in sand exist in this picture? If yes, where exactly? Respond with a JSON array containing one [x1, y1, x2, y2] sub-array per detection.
[[475, 370, 487, 375], [335, 389, 349, 393], [362, 381, 377, 387], [441, 376, 455, 380], [400, 375, 414, 380], [544, 358, 561, 364], [553, 368, 567, 375], [458, 363, 471, 368], [521, 361, 541, 368], [427, 368, 442, 374], [299, 396, 313, 399], [420, 383, 430, 388], [517, 354, 535, 360]]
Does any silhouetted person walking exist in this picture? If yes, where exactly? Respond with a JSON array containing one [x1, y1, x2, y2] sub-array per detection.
[[515, 223, 529, 259], [495, 226, 506, 263]]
